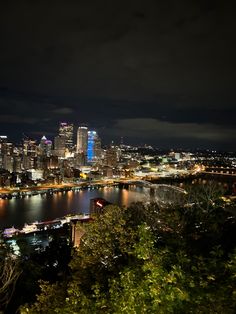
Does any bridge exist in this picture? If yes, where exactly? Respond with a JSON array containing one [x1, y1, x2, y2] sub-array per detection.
[[203, 166, 236, 177], [118, 179, 186, 193], [116, 179, 187, 206]]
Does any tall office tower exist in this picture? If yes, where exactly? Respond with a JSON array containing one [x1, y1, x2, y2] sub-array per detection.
[[3, 155, 14, 172], [87, 131, 101, 163], [0, 136, 7, 168], [59, 122, 74, 149], [106, 146, 118, 167], [94, 136, 102, 160], [13, 156, 22, 173], [39, 136, 52, 157], [23, 137, 37, 157], [0, 136, 13, 156], [0, 136, 7, 155], [76, 126, 88, 153], [54, 135, 66, 158], [22, 155, 34, 170]]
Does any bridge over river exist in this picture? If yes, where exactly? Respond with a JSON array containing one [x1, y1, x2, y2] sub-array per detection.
[[116, 179, 187, 206]]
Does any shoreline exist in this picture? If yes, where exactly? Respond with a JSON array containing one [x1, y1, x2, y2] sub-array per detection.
[[0, 181, 117, 199]]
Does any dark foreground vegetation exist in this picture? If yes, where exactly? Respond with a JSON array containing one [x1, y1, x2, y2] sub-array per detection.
[[1, 183, 236, 313]]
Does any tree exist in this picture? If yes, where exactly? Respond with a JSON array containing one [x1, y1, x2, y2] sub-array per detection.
[[21, 187, 236, 313], [21, 224, 236, 313], [0, 255, 21, 311], [6, 231, 73, 313]]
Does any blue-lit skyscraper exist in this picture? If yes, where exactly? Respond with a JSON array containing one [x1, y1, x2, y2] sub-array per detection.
[[87, 131, 96, 163], [87, 131, 101, 163]]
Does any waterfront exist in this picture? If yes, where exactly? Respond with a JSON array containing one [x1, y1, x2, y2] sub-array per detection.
[[0, 186, 149, 229]]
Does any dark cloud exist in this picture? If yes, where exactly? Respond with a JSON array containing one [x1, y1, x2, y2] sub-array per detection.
[[51, 107, 74, 115], [97, 117, 235, 149], [110, 118, 235, 141], [0, 115, 37, 125], [0, 0, 235, 149]]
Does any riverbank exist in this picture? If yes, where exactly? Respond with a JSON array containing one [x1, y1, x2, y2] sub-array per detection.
[[0, 180, 117, 199], [2, 213, 91, 238]]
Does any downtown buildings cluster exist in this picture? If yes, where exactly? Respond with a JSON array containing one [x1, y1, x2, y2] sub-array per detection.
[[0, 122, 235, 190], [0, 122, 132, 187]]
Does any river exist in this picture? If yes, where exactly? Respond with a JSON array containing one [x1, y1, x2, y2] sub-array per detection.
[[0, 186, 150, 229]]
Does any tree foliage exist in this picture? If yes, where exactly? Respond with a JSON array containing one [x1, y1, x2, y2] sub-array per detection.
[[0, 254, 22, 311], [21, 185, 236, 313]]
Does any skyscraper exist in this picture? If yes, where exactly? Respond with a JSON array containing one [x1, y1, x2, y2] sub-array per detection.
[[54, 135, 66, 158], [0, 136, 8, 155], [94, 135, 102, 160], [76, 126, 88, 154], [3, 155, 13, 172], [0, 136, 13, 156], [59, 122, 74, 149], [87, 131, 101, 163], [39, 136, 52, 157], [23, 137, 37, 157], [106, 146, 118, 167]]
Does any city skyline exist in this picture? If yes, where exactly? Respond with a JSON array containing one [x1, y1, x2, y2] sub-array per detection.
[[0, 1, 235, 150], [0, 120, 235, 152]]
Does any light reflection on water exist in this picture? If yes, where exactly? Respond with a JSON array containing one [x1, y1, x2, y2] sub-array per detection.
[[0, 187, 148, 229]]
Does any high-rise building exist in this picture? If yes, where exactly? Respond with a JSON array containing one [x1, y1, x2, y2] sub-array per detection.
[[22, 155, 36, 170], [59, 122, 74, 149], [54, 135, 66, 158], [3, 155, 14, 172], [76, 126, 88, 166], [0, 136, 7, 168], [39, 136, 52, 157], [106, 146, 118, 167], [0, 136, 7, 155], [87, 131, 101, 163], [13, 156, 22, 173], [94, 136, 102, 160], [0, 136, 13, 156], [76, 126, 88, 154], [23, 137, 37, 157]]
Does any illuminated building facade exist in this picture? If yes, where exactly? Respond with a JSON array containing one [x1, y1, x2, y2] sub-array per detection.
[[13, 156, 22, 172], [94, 136, 102, 160], [22, 155, 36, 170], [39, 136, 52, 157], [23, 138, 37, 157], [76, 126, 88, 154], [59, 122, 74, 149], [54, 135, 66, 158], [0, 136, 8, 155], [106, 146, 118, 167], [87, 131, 101, 163], [3, 155, 13, 173], [0, 136, 7, 169]]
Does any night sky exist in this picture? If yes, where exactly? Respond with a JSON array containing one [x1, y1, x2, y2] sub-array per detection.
[[0, 0, 235, 150]]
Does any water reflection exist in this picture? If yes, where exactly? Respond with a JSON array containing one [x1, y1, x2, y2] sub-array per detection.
[[0, 187, 148, 229], [0, 199, 7, 219], [0, 180, 231, 229]]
